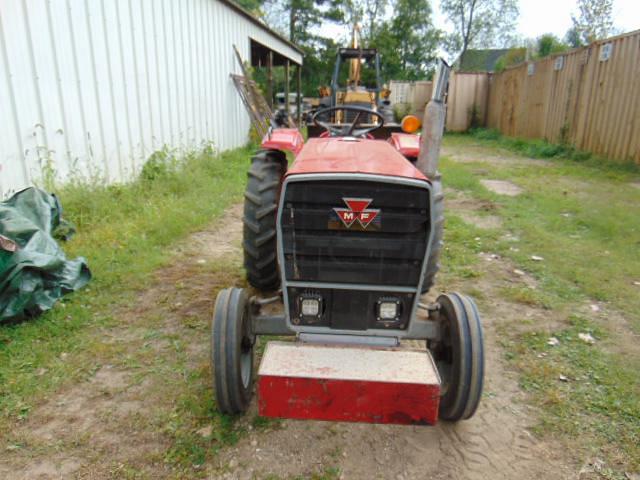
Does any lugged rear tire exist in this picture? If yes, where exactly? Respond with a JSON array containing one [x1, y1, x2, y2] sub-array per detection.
[[422, 174, 444, 293], [243, 150, 285, 292], [428, 292, 484, 421]]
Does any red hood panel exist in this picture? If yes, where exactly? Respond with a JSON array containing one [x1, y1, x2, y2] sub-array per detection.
[[286, 138, 428, 181]]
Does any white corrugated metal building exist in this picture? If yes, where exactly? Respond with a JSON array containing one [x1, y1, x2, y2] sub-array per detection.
[[0, 0, 302, 198]]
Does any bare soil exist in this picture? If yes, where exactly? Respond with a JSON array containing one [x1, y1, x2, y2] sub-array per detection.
[[441, 144, 551, 169], [479, 180, 523, 197], [0, 163, 586, 479], [445, 189, 503, 230]]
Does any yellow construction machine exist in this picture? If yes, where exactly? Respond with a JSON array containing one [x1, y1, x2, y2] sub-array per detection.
[[308, 26, 399, 138]]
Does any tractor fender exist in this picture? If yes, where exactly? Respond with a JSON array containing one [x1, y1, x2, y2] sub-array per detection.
[[261, 128, 304, 157], [388, 132, 421, 160]]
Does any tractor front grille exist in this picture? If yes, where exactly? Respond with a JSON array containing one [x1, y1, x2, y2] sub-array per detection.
[[279, 179, 430, 287]]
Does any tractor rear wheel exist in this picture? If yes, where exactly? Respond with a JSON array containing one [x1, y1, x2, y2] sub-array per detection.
[[243, 150, 285, 292], [421, 175, 444, 293], [211, 287, 255, 414], [428, 292, 484, 421]]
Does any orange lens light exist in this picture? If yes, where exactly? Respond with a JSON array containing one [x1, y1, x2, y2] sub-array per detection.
[[401, 115, 421, 134]]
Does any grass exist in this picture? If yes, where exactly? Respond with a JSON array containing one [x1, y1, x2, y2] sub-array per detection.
[[466, 128, 640, 173], [440, 133, 640, 474], [502, 315, 639, 474], [2, 131, 639, 475], [0, 145, 250, 431], [442, 135, 640, 330]]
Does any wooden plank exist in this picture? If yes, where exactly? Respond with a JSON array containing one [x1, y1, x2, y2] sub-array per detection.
[[622, 38, 640, 163], [610, 36, 635, 160], [266, 50, 273, 109], [296, 64, 302, 126]]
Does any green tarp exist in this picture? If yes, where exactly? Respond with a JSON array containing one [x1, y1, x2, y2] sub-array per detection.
[[0, 187, 90, 323]]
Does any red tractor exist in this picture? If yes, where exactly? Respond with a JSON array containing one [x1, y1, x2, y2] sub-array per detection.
[[211, 64, 484, 425]]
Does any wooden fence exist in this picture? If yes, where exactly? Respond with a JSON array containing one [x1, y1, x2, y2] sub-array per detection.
[[446, 72, 490, 132], [389, 80, 433, 120], [389, 74, 490, 130], [486, 30, 640, 164]]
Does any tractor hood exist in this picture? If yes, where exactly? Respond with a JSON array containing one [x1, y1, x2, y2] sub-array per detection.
[[286, 138, 428, 181]]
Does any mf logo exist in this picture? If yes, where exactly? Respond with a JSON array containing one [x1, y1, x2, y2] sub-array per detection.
[[333, 198, 380, 229]]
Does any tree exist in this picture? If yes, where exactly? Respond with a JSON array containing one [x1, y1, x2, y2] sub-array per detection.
[[494, 47, 526, 72], [259, 0, 441, 94], [440, 0, 519, 63], [564, 26, 583, 48], [270, 0, 343, 44], [374, 0, 441, 80], [570, 0, 614, 45], [261, 0, 342, 44], [536, 34, 568, 58], [260, 0, 344, 96], [342, 0, 389, 40], [233, 0, 266, 15]]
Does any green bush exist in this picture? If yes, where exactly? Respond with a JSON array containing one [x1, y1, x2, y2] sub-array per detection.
[[393, 102, 413, 123], [140, 148, 176, 181]]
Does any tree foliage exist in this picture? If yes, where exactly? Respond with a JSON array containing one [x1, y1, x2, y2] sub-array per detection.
[[257, 0, 344, 96], [495, 33, 569, 73], [564, 26, 583, 48], [233, 0, 266, 14], [370, 0, 441, 80], [342, 0, 388, 39], [536, 34, 569, 58], [570, 0, 615, 45], [440, 0, 519, 62], [494, 47, 526, 72], [258, 0, 441, 94]]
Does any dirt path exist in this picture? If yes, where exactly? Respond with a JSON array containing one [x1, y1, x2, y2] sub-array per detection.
[[210, 201, 574, 480], [1, 157, 582, 479]]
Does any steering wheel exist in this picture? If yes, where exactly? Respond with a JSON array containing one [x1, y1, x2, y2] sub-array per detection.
[[312, 106, 384, 138]]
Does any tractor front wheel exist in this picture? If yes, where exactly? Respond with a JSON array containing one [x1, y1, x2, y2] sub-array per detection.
[[211, 287, 255, 414], [428, 292, 484, 421]]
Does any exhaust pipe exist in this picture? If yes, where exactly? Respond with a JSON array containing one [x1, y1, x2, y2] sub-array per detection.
[[416, 59, 451, 179]]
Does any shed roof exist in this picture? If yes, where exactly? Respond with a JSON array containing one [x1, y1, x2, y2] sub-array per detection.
[[219, 0, 304, 62]]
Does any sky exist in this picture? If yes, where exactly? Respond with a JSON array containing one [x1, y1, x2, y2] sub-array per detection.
[[446, 0, 640, 40], [321, 0, 640, 45]]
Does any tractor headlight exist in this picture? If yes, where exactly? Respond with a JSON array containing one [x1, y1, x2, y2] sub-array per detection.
[[377, 298, 401, 321], [299, 294, 323, 319]]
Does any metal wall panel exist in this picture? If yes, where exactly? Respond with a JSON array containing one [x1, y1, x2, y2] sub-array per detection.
[[0, 0, 302, 197]]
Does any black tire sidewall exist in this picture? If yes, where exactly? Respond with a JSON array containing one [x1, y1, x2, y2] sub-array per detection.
[[436, 293, 473, 421], [226, 288, 253, 411], [431, 292, 484, 422], [211, 288, 254, 414]]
